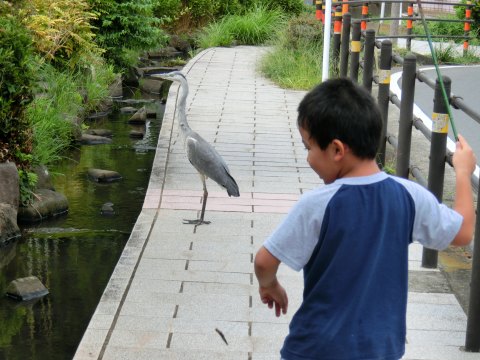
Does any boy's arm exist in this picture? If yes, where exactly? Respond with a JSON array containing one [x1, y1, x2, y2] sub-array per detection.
[[451, 135, 476, 247], [254, 246, 288, 317]]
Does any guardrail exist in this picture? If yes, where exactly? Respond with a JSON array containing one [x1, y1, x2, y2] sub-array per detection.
[[326, 8, 480, 351], [321, 0, 475, 54]]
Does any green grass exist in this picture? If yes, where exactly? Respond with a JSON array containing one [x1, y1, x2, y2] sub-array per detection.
[[260, 42, 323, 90], [196, 6, 285, 48], [83, 61, 116, 112], [28, 97, 75, 166], [26, 60, 117, 166], [259, 12, 324, 90]]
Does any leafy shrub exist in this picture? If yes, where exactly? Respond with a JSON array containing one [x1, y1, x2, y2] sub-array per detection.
[[19, 0, 102, 69], [281, 11, 323, 49], [18, 169, 38, 206], [260, 0, 304, 15], [173, 0, 253, 31], [88, 0, 168, 70], [186, 0, 219, 21], [0, 16, 36, 165], [153, 0, 182, 25]]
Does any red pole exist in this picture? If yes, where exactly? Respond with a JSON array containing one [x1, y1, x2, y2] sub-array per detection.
[[406, 2, 414, 50], [361, 2, 368, 31], [464, 0, 472, 55]]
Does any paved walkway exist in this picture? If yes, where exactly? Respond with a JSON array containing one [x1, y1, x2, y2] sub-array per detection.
[[74, 46, 478, 360]]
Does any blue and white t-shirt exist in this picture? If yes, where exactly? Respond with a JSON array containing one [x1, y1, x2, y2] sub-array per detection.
[[264, 172, 462, 360]]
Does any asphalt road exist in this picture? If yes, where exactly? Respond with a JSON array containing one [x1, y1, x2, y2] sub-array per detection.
[[392, 65, 480, 314], [391, 65, 480, 178], [394, 65, 480, 153]]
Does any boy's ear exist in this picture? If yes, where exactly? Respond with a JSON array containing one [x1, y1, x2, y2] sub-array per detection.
[[331, 139, 348, 160]]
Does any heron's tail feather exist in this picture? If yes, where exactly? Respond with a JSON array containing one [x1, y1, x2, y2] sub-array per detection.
[[224, 172, 240, 197]]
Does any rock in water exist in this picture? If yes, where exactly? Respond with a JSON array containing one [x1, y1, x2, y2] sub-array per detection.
[[17, 189, 69, 223], [87, 169, 122, 183], [128, 106, 147, 124], [6, 276, 49, 301], [101, 202, 115, 216]]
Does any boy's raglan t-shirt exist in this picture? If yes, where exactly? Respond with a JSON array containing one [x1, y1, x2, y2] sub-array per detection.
[[263, 172, 462, 360]]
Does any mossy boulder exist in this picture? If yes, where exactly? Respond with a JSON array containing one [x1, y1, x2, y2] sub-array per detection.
[[18, 189, 68, 223]]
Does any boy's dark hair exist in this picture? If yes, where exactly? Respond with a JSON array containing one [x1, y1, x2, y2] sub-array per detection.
[[297, 78, 383, 159]]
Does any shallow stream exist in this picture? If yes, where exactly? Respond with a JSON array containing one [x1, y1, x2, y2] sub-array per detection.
[[0, 88, 164, 359]]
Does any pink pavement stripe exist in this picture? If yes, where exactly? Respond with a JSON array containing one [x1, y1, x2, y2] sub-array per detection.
[[253, 192, 300, 200], [254, 206, 293, 214], [161, 195, 296, 207], [155, 190, 299, 213], [162, 189, 300, 200], [146, 188, 162, 196], [206, 204, 253, 212], [252, 199, 297, 207], [199, 197, 254, 206], [161, 202, 252, 212], [162, 189, 243, 198], [142, 195, 161, 209], [161, 196, 202, 204], [161, 202, 203, 210]]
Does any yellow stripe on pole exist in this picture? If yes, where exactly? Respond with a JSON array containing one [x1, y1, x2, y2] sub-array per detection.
[[432, 112, 449, 133], [378, 69, 391, 84], [351, 41, 361, 52]]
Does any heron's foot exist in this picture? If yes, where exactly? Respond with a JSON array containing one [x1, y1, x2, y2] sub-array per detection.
[[183, 219, 211, 226]]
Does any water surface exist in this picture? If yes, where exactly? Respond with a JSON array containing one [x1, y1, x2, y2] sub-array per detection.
[[0, 95, 164, 360]]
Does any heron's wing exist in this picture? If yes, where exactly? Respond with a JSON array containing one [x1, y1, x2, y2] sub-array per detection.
[[185, 133, 239, 196]]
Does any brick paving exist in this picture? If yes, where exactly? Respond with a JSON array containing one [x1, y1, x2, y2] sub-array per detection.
[[73, 46, 479, 360]]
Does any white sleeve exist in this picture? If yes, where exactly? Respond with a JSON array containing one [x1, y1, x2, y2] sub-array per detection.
[[263, 186, 338, 271], [401, 180, 463, 250]]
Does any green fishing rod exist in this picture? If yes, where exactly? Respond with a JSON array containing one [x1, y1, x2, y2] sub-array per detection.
[[416, 0, 459, 141]]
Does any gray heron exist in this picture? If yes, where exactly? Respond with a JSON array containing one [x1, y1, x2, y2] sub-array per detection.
[[156, 71, 240, 227]]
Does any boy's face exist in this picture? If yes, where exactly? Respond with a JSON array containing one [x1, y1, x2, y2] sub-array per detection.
[[299, 127, 338, 184]]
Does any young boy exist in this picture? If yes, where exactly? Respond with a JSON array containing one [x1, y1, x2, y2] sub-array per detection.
[[254, 78, 476, 360]]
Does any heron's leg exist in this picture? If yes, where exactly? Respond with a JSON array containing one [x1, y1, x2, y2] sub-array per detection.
[[183, 175, 211, 226], [198, 181, 209, 223]]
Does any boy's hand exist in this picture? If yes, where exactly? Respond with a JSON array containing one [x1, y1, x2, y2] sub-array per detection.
[[259, 279, 288, 317], [453, 135, 476, 176], [451, 134, 476, 247]]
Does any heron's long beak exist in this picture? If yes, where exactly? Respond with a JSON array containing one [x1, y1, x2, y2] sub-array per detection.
[[151, 74, 169, 81]]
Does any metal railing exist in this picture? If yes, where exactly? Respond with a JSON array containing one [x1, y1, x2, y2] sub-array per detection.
[[325, 0, 475, 54]]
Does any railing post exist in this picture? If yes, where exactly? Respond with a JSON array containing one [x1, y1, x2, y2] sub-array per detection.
[[377, 40, 392, 168], [361, 2, 369, 31], [466, 183, 480, 351], [464, 0, 472, 56], [421, 77, 451, 268], [350, 20, 361, 83], [395, 53, 417, 179], [407, 2, 414, 51], [362, 29, 375, 93], [332, 5, 343, 77], [316, 0, 323, 21], [340, 12, 351, 78]]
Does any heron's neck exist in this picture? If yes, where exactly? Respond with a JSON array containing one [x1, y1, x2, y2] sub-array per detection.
[[177, 81, 191, 132]]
